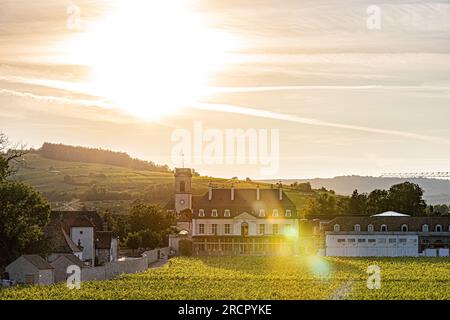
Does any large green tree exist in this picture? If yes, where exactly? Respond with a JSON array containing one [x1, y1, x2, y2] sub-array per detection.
[[366, 189, 390, 215], [0, 181, 51, 266], [0, 133, 51, 267], [388, 182, 427, 216], [128, 202, 174, 234], [348, 190, 368, 215]]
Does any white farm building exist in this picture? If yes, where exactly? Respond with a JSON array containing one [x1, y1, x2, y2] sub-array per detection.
[[322, 211, 450, 257]]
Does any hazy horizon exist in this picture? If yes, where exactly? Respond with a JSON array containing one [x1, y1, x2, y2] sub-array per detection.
[[2, 0, 450, 179]]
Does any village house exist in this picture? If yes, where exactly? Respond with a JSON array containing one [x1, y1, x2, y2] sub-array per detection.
[[321, 211, 450, 257], [168, 168, 300, 255], [50, 254, 84, 283], [47, 211, 118, 266], [5, 255, 54, 285]]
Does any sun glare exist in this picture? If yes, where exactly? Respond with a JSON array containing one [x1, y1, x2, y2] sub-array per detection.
[[64, 0, 237, 120]]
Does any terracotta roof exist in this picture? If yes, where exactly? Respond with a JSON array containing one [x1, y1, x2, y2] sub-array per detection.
[[193, 188, 297, 219], [22, 255, 54, 270]]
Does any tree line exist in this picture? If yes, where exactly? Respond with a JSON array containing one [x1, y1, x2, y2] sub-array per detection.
[[37, 142, 170, 172], [305, 181, 430, 216]]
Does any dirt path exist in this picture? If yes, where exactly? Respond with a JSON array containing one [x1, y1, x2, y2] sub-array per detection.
[[329, 281, 354, 300]]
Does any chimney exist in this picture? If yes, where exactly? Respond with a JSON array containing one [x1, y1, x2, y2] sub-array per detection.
[[208, 183, 213, 201], [256, 184, 260, 201], [278, 181, 283, 200], [231, 184, 235, 201]]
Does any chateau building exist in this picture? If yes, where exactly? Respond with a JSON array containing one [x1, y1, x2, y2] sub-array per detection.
[[169, 168, 299, 255]]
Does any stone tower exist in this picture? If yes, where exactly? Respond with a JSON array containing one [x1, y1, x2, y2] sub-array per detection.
[[174, 168, 192, 213]]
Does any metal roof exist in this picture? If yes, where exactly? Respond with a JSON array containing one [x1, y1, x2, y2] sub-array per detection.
[[371, 211, 411, 217]]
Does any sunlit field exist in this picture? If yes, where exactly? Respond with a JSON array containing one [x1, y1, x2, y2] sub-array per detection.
[[2, 257, 450, 300]]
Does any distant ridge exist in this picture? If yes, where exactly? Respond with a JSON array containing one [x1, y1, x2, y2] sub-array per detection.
[[36, 142, 170, 173], [264, 175, 450, 205]]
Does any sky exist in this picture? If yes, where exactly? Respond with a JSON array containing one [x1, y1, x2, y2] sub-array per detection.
[[1, 0, 450, 179]]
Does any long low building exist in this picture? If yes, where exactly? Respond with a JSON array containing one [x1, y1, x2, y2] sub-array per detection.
[[322, 211, 450, 257]]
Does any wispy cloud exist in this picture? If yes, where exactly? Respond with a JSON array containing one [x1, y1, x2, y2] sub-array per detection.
[[194, 102, 450, 146], [208, 85, 450, 93], [0, 88, 111, 109]]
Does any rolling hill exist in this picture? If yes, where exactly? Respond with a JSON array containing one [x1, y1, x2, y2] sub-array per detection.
[[265, 176, 450, 205], [10, 153, 326, 214]]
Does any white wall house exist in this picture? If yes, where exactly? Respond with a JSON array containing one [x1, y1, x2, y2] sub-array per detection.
[[71, 226, 95, 265]]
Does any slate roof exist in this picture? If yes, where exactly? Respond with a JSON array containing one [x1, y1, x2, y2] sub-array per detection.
[[22, 255, 54, 270], [193, 188, 297, 219], [44, 218, 82, 254], [51, 211, 103, 234], [323, 216, 450, 232], [51, 254, 84, 268]]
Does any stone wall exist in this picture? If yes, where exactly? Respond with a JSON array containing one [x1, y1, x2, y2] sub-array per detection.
[[143, 247, 170, 265], [80, 247, 169, 282], [81, 255, 148, 282]]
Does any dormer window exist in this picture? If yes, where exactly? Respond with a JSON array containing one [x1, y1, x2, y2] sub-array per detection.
[[285, 210, 292, 217], [334, 224, 340, 232], [272, 209, 279, 217], [401, 224, 408, 232], [435, 224, 443, 232], [368, 224, 374, 232], [380, 224, 388, 232], [354, 224, 361, 232], [259, 209, 266, 217], [224, 209, 231, 217], [422, 224, 429, 232], [199, 209, 205, 217], [212, 209, 218, 217]]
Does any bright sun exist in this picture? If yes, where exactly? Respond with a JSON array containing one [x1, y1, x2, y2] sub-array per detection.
[[65, 0, 236, 120]]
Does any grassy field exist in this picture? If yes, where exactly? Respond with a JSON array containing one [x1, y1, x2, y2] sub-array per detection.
[[1, 256, 450, 300]]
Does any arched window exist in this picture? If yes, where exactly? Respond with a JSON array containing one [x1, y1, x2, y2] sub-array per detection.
[[401, 224, 408, 232], [422, 224, 429, 232], [334, 224, 340, 232], [368, 224, 374, 232], [354, 224, 361, 232], [380, 224, 388, 232], [435, 224, 443, 232]]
